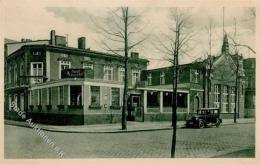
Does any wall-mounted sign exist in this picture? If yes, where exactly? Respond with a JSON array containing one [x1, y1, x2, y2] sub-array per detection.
[[61, 69, 84, 78]]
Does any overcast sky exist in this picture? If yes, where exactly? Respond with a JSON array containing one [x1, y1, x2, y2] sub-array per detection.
[[3, 1, 255, 69]]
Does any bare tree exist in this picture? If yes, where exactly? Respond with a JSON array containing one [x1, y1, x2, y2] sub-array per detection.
[[154, 8, 194, 158], [90, 7, 149, 130], [204, 17, 216, 108]]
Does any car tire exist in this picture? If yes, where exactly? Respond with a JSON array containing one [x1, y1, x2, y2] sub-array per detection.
[[198, 120, 205, 128], [216, 118, 221, 128]]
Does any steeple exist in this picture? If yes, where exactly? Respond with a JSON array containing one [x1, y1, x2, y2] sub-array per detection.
[[221, 33, 229, 54]]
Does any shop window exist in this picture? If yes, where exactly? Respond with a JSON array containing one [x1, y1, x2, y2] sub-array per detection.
[[47, 88, 52, 105], [177, 93, 187, 108], [147, 91, 159, 107], [70, 86, 82, 106], [59, 86, 64, 105], [91, 86, 100, 106], [38, 89, 42, 105], [163, 92, 172, 107], [111, 88, 120, 106]]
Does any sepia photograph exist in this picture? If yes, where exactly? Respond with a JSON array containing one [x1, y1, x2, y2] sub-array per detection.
[[1, 0, 256, 160]]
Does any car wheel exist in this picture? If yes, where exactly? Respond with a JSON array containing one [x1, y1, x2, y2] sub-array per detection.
[[216, 119, 221, 128], [198, 120, 205, 128]]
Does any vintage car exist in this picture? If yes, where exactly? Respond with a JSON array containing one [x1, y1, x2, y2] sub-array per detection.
[[186, 108, 222, 128]]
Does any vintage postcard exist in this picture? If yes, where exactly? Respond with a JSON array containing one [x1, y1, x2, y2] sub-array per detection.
[[0, 0, 258, 164]]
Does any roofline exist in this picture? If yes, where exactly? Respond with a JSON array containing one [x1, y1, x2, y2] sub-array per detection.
[[6, 44, 149, 64], [4, 39, 50, 45]]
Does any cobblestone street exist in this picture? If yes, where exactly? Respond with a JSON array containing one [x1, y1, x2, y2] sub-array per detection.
[[4, 123, 255, 158]]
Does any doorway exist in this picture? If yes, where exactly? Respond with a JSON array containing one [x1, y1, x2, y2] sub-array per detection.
[[194, 96, 200, 113], [127, 94, 141, 121]]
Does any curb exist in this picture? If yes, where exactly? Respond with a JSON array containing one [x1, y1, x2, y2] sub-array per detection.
[[4, 120, 255, 133]]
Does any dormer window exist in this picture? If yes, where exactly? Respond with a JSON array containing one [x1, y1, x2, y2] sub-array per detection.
[[160, 72, 165, 85], [147, 73, 152, 85]]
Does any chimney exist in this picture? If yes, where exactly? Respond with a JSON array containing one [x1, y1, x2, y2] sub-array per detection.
[[50, 30, 56, 45], [78, 37, 86, 49], [131, 52, 139, 59]]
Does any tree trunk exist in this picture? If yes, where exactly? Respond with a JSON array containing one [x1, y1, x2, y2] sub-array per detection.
[[121, 8, 129, 130]]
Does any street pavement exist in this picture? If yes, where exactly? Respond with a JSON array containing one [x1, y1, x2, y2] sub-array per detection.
[[4, 118, 255, 133], [4, 122, 255, 158]]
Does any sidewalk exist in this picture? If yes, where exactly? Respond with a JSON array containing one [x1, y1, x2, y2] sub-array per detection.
[[4, 118, 255, 133]]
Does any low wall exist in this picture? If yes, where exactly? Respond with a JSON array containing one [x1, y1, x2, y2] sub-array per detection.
[[244, 109, 255, 118], [27, 111, 84, 125], [84, 113, 122, 125]]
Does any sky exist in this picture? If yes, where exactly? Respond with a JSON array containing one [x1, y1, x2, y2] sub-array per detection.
[[2, 0, 256, 69]]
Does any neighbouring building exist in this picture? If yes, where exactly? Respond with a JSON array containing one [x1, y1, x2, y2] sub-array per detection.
[[4, 31, 252, 125], [243, 58, 255, 118]]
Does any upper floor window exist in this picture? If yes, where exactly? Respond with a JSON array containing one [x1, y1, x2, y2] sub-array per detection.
[[83, 63, 93, 70], [118, 67, 125, 82], [14, 65, 17, 83], [104, 65, 113, 80], [147, 73, 152, 85], [160, 72, 165, 85], [132, 70, 140, 85], [8, 67, 12, 84], [31, 62, 43, 84], [59, 61, 71, 79], [194, 70, 200, 83]]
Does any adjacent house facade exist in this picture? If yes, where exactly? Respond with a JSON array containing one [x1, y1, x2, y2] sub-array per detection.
[[4, 31, 253, 125]]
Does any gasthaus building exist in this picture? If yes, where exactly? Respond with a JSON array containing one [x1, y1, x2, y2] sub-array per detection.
[[4, 31, 250, 125]]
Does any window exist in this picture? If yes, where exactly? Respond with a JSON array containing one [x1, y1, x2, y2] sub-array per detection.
[[8, 95, 12, 111], [118, 67, 125, 82], [83, 63, 93, 70], [47, 88, 52, 105], [59, 86, 64, 105], [147, 73, 152, 85], [104, 65, 113, 80], [70, 86, 82, 106], [14, 65, 17, 83], [163, 92, 172, 107], [38, 89, 42, 105], [147, 91, 159, 107], [214, 84, 220, 108], [222, 85, 229, 112], [8, 67, 12, 84], [91, 86, 100, 106], [230, 87, 236, 112], [194, 70, 200, 83], [59, 61, 71, 79], [31, 62, 43, 84], [132, 70, 140, 85], [111, 88, 120, 106], [20, 64, 24, 84], [160, 72, 165, 85]]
